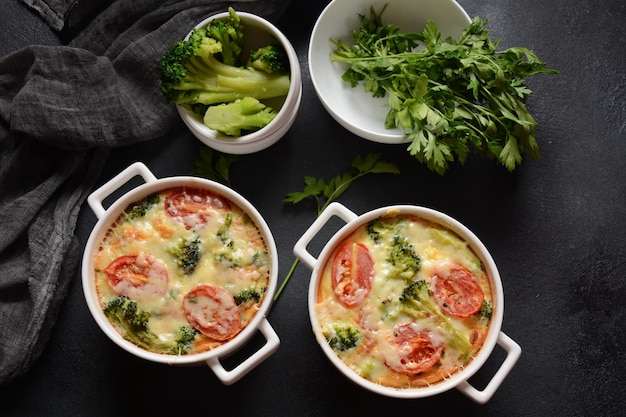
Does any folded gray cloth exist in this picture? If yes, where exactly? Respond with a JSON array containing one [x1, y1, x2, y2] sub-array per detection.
[[0, 0, 291, 385], [19, 0, 79, 32]]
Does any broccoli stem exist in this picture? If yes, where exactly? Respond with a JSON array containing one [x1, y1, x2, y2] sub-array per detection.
[[400, 281, 472, 354], [178, 54, 290, 105], [203, 97, 278, 136]]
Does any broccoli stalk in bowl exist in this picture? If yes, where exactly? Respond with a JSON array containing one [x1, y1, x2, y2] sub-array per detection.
[[159, 35, 290, 106], [203, 97, 278, 136], [247, 44, 290, 74], [159, 8, 291, 136]]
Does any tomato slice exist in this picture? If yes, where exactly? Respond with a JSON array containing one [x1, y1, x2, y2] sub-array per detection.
[[164, 188, 230, 230], [183, 284, 242, 341], [103, 254, 169, 300], [432, 263, 484, 318], [331, 241, 374, 307], [385, 323, 443, 375]]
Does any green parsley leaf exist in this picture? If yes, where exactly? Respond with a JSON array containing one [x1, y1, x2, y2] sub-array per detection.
[[191, 145, 239, 186], [276, 153, 399, 300], [284, 152, 400, 216]]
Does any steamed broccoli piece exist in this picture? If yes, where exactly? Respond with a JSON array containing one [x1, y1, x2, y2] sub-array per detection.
[[324, 325, 363, 352], [168, 235, 202, 275], [203, 97, 278, 136], [247, 44, 290, 74], [126, 193, 160, 220], [173, 325, 200, 354], [234, 285, 267, 305], [103, 296, 161, 350], [104, 297, 201, 355], [203, 7, 244, 66], [387, 235, 421, 280], [367, 218, 395, 243], [477, 299, 493, 323], [217, 212, 233, 247], [160, 36, 289, 105], [400, 280, 471, 353], [159, 9, 290, 107]]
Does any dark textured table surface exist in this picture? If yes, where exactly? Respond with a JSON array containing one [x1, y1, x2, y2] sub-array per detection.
[[1, 0, 625, 415]]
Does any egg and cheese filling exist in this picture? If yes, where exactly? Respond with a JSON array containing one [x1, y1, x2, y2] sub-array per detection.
[[93, 187, 270, 355], [315, 212, 493, 388]]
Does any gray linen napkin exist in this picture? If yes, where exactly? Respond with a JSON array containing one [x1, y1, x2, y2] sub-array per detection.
[[0, 0, 291, 385]]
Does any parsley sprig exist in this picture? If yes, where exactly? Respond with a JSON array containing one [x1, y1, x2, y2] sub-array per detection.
[[275, 153, 399, 300], [330, 6, 558, 174], [191, 148, 399, 301]]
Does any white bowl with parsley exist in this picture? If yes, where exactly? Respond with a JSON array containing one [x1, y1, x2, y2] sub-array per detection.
[[309, 0, 471, 145], [310, 0, 558, 175]]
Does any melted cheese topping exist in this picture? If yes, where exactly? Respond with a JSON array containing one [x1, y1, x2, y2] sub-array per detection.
[[315, 213, 493, 389], [93, 187, 270, 355]]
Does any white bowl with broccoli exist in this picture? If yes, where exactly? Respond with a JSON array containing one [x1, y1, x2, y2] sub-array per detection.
[[162, 8, 302, 154]]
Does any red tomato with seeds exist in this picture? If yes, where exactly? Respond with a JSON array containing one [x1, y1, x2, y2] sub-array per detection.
[[183, 284, 242, 341], [432, 264, 484, 318], [103, 254, 169, 300], [386, 323, 443, 375], [164, 188, 230, 229], [331, 241, 374, 307]]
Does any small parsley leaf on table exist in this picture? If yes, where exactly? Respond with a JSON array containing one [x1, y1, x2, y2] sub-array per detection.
[[191, 145, 239, 186]]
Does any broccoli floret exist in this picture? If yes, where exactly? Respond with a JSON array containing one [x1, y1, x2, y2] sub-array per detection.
[[203, 97, 278, 136], [126, 193, 160, 220], [217, 212, 233, 247], [367, 219, 389, 243], [173, 325, 200, 354], [234, 286, 267, 305], [167, 235, 202, 275], [247, 44, 290, 74], [400, 280, 472, 354], [387, 235, 421, 280], [477, 299, 493, 323], [215, 252, 242, 268], [203, 7, 244, 66], [103, 296, 162, 350], [159, 8, 290, 107], [324, 325, 363, 352], [367, 218, 404, 243], [103, 297, 201, 355]]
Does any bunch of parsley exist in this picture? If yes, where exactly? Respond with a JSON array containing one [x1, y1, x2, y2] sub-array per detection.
[[330, 6, 558, 174]]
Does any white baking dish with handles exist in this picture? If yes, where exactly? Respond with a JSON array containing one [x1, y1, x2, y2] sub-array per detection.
[[82, 162, 280, 385], [294, 202, 521, 403]]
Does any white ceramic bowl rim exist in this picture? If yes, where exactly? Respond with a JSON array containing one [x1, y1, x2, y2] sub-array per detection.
[[81, 163, 279, 373], [177, 11, 302, 153], [308, 0, 471, 144], [296, 203, 521, 402]]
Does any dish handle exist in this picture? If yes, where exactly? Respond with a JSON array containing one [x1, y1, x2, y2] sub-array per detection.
[[206, 318, 280, 385], [456, 331, 522, 404], [293, 202, 358, 270], [87, 162, 158, 219]]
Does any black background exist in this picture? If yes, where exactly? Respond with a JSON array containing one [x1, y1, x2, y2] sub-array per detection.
[[1, 0, 625, 415]]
